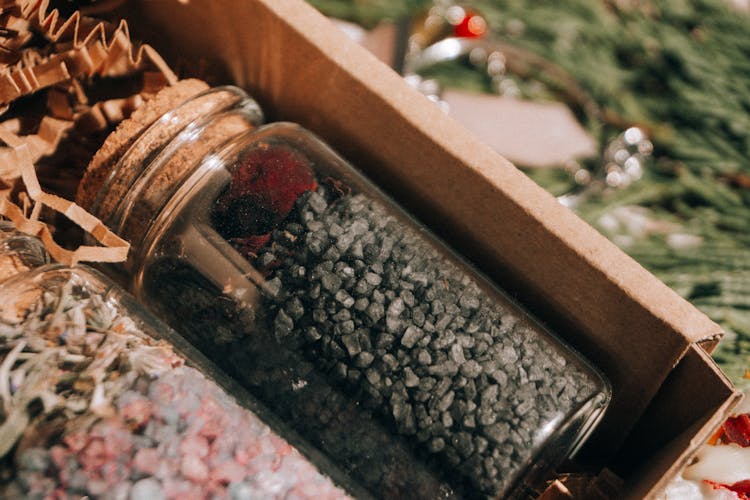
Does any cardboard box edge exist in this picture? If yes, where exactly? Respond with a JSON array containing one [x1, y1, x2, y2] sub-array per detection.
[[624, 345, 741, 498]]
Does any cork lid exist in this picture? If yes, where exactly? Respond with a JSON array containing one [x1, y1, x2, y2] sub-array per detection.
[[77, 79, 261, 246], [77, 79, 210, 213]]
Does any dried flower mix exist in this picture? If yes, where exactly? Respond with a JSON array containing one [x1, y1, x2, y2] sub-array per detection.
[[0, 265, 350, 499]]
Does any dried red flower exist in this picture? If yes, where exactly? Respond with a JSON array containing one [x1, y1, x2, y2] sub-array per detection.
[[705, 479, 750, 499], [722, 414, 750, 447], [214, 145, 316, 238]]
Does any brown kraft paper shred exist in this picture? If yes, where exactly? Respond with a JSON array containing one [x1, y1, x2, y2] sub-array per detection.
[[0, 0, 176, 105], [0, 1, 178, 265], [0, 124, 129, 264]]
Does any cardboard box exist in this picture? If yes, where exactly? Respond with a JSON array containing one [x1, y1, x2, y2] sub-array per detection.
[[122, 0, 741, 496]]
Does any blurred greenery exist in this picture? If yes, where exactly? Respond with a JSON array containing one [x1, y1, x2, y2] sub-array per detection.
[[310, 0, 750, 389], [308, 0, 428, 27]]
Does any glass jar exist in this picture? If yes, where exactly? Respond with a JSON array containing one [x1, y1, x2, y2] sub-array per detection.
[[0, 263, 354, 499], [85, 87, 611, 499], [0, 221, 50, 282]]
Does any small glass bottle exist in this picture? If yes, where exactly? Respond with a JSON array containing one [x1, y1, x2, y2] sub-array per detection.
[[83, 86, 611, 499], [0, 263, 354, 499], [0, 221, 50, 282]]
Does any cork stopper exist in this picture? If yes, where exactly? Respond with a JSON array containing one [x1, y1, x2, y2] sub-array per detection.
[[77, 79, 260, 247], [77, 79, 210, 212]]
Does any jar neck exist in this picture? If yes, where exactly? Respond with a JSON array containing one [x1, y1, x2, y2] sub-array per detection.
[[91, 86, 262, 261]]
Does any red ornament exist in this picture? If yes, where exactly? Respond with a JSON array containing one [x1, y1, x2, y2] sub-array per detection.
[[454, 11, 487, 38]]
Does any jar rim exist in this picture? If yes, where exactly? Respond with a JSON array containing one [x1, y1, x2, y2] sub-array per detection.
[[90, 85, 262, 227]]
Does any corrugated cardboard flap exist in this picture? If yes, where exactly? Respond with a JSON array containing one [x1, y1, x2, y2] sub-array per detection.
[[617, 345, 740, 498]]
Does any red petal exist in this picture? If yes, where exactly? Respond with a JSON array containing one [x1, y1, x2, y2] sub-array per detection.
[[730, 480, 750, 496], [705, 479, 750, 499], [214, 145, 317, 238], [225, 145, 316, 218], [723, 414, 750, 447]]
